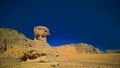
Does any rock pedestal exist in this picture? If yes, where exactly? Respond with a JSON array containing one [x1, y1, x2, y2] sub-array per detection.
[[22, 26, 58, 63]]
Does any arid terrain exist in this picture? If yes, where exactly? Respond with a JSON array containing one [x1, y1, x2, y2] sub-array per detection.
[[0, 52, 120, 68], [0, 27, 120, 68]]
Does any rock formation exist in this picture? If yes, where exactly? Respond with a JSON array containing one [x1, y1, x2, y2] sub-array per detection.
[[0, 27, 58, 62], [0, 28, 29, 53], [73, 43, 102, 54], [0, 44, 24, 58], [34, 26, 50, 43], [0, 26, 120, 68], [21, 26, 58, 63], [54, 43, 102, 57]]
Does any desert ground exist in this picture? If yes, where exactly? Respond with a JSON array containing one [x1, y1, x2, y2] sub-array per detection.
[[59, 53, 120, 68], [0, 53, 120, 68]]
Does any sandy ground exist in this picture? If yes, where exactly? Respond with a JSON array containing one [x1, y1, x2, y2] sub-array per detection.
[[59, 53, 120, 68], [0, 53, 120, 68]]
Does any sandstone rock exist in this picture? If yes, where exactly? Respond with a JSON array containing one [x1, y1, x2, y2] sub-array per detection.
[[0, 26, 120, 68], [34, 26, 50, 41], [54, 43, 103, 57], [0, 28, 29, 53], [20, 40, 58, 63], [18, 26, 58, 63], [72, 43, 103, 54], [0, 44, 24, 58]]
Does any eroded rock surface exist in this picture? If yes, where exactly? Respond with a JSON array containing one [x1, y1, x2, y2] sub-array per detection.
[[0, 28, 30, 53], [1, 26, 114, 68]]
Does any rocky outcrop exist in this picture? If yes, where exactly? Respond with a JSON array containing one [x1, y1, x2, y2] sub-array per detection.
[[54, 43, 103, 57], [0, 26, 102, 65], [0, 44, 24, 58], [19, 26, 58, 63], [0, 27, 102, 59], [34, 26, 50, 41], [21, 40, 58, 62], [0, 28, 29, 53], [0, 26, 120, 68], [0, 27, 58, 62], [72, 43, 102, 54]]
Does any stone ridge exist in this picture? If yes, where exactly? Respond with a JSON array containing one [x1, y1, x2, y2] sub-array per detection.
[[54, 43, 102, 56], [70, 43, 102, 54], [0, 28, 29, 53]]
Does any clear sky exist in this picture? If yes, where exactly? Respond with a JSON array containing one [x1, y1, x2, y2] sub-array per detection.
[[0, 0, 120, 51]]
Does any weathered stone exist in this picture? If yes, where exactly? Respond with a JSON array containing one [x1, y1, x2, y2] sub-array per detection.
[[72, 43, 102, 54], [54, 43, 103, 55], [34, 26, 50, 41], [19, 26, 58, 63], [0, 28, 29, 53]]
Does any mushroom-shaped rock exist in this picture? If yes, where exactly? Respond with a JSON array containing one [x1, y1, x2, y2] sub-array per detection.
[[34, 26, 50, 40]]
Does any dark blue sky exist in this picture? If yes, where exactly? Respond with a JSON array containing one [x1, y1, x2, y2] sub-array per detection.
[[0, 0, 120, 51]]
